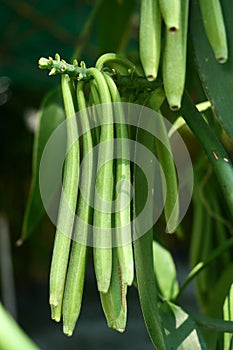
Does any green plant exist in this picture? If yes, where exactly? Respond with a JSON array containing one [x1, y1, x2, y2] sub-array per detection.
[[1, 1, 233, 349]]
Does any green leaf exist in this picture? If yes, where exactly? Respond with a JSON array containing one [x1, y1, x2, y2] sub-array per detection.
[[21, 87, 65, 241], [160, 301, 208, 350], [177, 92, 233, 219], [190, 0, 233, 139], [153, 241, 179, 300], [98, 0, 137, 53], [133, 115, 166, 350]]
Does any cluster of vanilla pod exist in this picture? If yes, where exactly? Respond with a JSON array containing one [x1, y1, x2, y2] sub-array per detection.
[[139, 0, 228, 110]]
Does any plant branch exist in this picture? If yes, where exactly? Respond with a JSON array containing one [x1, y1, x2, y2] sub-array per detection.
[[189, 311, 233, 333], [38, 55, 162, 92], [175, 237, 233, 300]]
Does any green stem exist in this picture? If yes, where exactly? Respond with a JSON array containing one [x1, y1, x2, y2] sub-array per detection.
[[175, 237, 233, 300], [0, 303, 40, 350], [38, 55, 88, 79], [38, 55, 162, 90], [189, 311, 233, 333], [95, 53, 142, 76]]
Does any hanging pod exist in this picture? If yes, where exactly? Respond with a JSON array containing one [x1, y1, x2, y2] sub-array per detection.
[[86, 68, 114, 293], [139, 0, 162, 81], [103, 72, 134, 286], [49, 74, 80, 321], [158, 0, 181, 32], [62, 81, 94, 336], [162, 0, 189, 110], [199, 0, 228, 63]]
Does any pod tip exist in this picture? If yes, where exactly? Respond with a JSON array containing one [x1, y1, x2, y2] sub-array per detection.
[[169, 26, 178, 33], [63, 326, 73, 337], [15, 238, 24, 247], [51, 314, 61, 322], [147, 74, 156, 82], [218, 56, 228, 64], [170, 105, 180, 111], [97, 279, 110, 293]]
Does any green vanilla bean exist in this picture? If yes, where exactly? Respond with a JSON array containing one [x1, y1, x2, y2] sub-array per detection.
[[162, 0, 189, 110], [49, 74, 80, 320], [133, 111, 166, 350], [139, 0, 162, 80], [158, 0, 181, 31], [199, 0, 228, 63], [149, 88, 179, 233], [100, 248, 127, 332], [62, 81, 93, 336], [86, 68, 114, 293], [103, 72, 134, 286]]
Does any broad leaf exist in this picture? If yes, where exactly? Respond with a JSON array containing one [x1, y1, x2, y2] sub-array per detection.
[[190, 0, 233, 139], [153, 241, 179, 300], [21, 88, 65, 241], [160, 301, 208, 350]]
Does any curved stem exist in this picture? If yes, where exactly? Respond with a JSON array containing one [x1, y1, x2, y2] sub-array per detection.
[[175, 237, 233, 300]]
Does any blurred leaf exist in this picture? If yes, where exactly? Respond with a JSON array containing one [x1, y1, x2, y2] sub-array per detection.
[[21, 87, 65, 241], [98, 0, 137, 53], [190, 0, 233, 139], [160, 301, 208, 350], [153, 241, 179, 300]]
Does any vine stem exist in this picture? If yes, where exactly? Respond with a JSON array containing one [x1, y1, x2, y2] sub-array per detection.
[[189, 311, 233, 333], [38, 55, 162, 91], [175, 236, 233, 300]]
